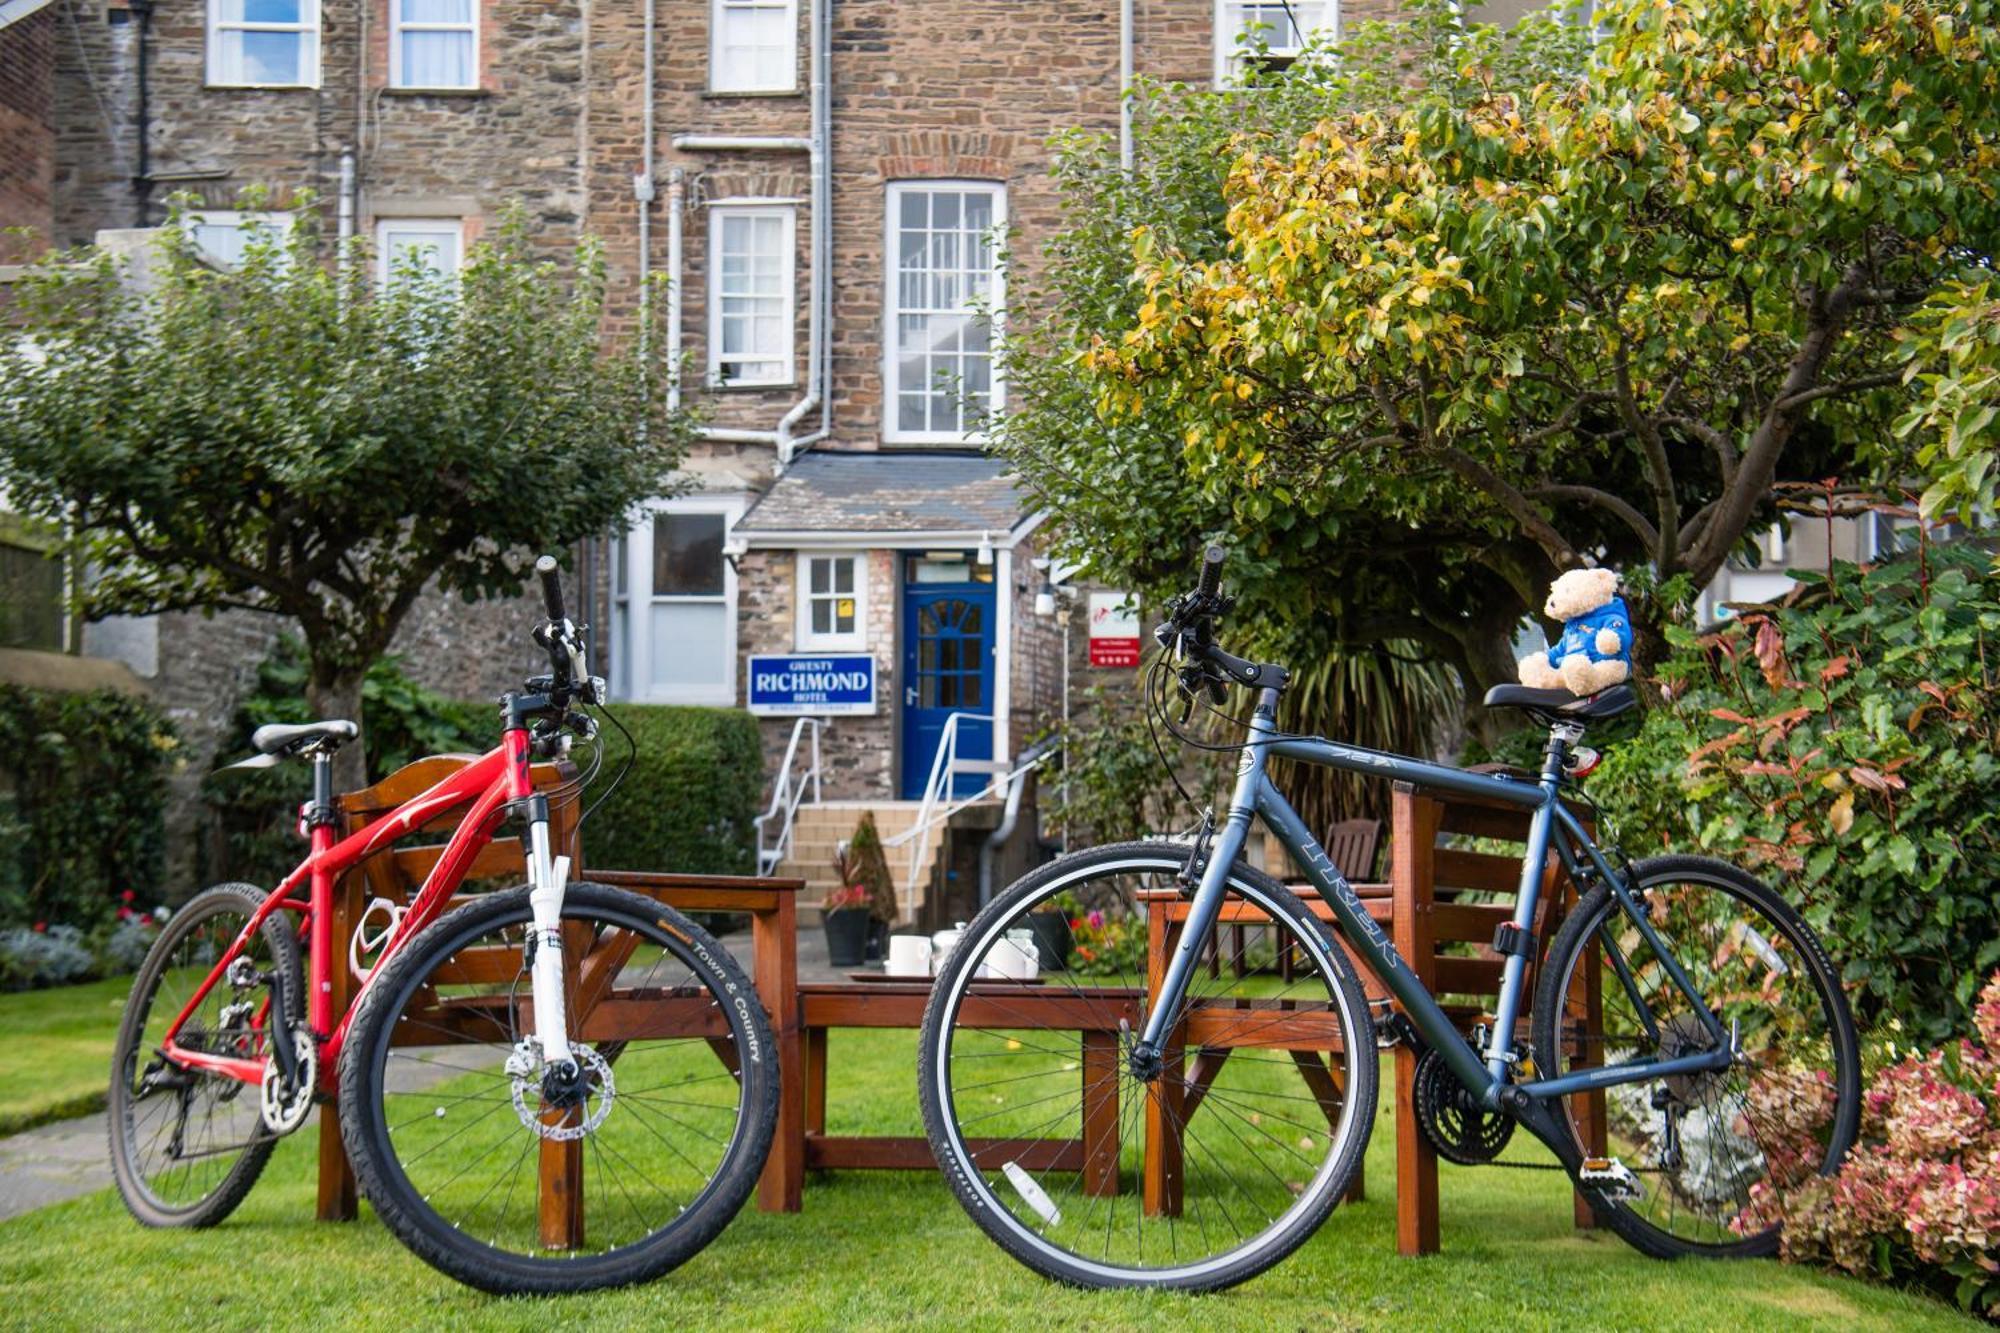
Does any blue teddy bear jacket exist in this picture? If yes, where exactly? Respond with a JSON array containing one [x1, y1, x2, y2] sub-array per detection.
[[1545, 594, 1634, 670]]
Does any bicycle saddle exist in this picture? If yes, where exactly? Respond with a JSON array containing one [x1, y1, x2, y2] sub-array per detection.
[[251, 719, 360, 755], [1481, 683, 1636, 722]]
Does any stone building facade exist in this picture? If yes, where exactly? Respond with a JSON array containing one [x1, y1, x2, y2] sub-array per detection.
[[0, 2, 56, 250], [25, 0, 1406, 896]]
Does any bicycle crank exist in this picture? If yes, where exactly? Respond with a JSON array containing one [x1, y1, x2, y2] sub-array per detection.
[[1412, 1046, 1515, 1165]]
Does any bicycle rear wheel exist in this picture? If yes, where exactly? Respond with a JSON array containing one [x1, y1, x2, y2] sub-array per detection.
[[108, 882, 302, 1228], [338, 882, 778, 1294], [919, 842, 1376, 1291], [1532, 855, 1860, 1257]]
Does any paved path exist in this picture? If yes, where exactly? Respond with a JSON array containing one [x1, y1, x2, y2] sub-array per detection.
[[0, 1110, 110, 1221], [0, 925, 832, 1224]]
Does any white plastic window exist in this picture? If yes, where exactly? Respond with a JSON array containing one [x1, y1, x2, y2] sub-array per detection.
[[885, 182, 1005, 443], [208, 0, 320, 87], [712, 0, 797, 92]]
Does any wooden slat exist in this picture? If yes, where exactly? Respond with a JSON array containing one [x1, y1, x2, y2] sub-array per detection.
[[1181, 1046, 1230, 1119], [1392, 783, 1442, 1258], [1431, 901, 1513, 943], [578, 994, 733, 1042], [1432, 848, 1526, 896], [425, 944, 526, 986], [801, 985, 1140, 1031], [804, 1135, 1081, 1172], [1432, 955, 1505, 997], [1182, 1004, 1351, 1050]]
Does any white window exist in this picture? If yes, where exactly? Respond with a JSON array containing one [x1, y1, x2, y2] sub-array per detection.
[[1214, 0, 1336, 85], [711, 0, 797, 92], [612, 498, 744, 705], [708, 206, 795, 386], [796, 553, 865, 651], [208, 0, 320, 87], [885, 182, 1004, 444], [184, 210, 295, 267], [390, 0, 478, 90], [376, 218, 464, 289]]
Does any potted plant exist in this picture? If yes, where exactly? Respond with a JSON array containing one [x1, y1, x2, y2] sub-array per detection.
[[834, 813, 900, 963], [1027, 890, 1076, 971], [820, 883, 872, 968]]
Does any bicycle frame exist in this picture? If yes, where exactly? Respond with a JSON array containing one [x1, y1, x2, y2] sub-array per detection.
[[1137, 684, 1733, 1136], [158, 725, 539, 1093]]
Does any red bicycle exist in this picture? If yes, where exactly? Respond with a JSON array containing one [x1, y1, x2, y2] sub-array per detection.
[[107, 558, 778, 1294]]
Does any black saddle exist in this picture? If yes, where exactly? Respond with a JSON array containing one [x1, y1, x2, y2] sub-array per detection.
[[1481, 683, 1636, 724], [251, 720, 360, 755]]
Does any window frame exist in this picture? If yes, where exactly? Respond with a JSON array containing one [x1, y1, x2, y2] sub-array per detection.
[[388, 0, 480, 92], [611, 496, 746, 707], [882, 179, 1008, 446], [207, 0, 322, 89], [709, 0, 799, 94], [375, 216, 466, 289], [183, 209, 297, 268], [794, 551, 867, 652], [707, 204, 797, 389], [1212, 0, 1337, 87]]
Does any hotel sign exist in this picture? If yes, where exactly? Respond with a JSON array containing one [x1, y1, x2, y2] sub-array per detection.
[[747, 654, 878, 716], [1087, 591, 1142, 668]]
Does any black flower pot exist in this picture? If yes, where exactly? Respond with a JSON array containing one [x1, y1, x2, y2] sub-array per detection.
[[1027, 911, 1073, 971], [823, 907, 871, 967]]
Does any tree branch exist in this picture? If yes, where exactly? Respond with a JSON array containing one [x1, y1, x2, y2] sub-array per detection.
[[1530, 483, 1661, 551]]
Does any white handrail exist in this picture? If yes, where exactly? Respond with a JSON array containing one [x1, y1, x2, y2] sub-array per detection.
[[753, 717, 822, 875], [883, 711, 1014, 896]]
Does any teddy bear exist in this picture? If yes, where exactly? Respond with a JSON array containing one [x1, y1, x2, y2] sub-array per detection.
[[1517, 567, 1634, 695]]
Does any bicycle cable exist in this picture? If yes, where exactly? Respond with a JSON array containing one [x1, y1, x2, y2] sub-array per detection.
[[576, 700, 637, 834]]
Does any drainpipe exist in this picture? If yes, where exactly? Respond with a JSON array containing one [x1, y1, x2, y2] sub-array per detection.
[[1119, 0, 1134, 172], [638, 0, 658, 371], [336, 150, 356, 247], [130, 0, 154, 227], [978, 735, 1059, 906], [775, 0, 833, 465], [666, 169, 685, 410]]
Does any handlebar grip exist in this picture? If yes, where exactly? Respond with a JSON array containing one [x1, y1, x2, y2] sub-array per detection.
[[1196, 545, 1227, 600], [535, 555, 567, 623]]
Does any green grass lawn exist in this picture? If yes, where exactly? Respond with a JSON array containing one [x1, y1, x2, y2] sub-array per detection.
[[0, 996, 1977, 1333], [0, 975, 133, 1135]]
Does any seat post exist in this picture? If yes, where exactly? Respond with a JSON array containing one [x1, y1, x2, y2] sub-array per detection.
[[1540, 720, 1585, 787], [309, 751, 337, 826]]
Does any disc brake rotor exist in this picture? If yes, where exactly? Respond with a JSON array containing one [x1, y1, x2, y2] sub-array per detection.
[[510, 1045, 616, 1141]]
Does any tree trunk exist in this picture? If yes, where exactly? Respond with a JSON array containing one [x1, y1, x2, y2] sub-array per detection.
[[306, 668, 369, 798]]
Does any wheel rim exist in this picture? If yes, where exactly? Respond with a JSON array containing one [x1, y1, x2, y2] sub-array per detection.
[[361, 899, 754, 1267], [115, 896, 281, 1213], [1545, 870, 1854, 1249], [931, 855, 1367, 1282]]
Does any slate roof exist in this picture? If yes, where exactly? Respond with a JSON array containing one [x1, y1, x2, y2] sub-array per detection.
[[734, 450, 1031, 536]]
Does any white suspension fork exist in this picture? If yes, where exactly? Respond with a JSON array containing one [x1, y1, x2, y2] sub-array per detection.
[[525, 816, 576, 1068]]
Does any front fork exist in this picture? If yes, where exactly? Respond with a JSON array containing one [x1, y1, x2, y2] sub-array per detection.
[[522, 808, 576, 1070]]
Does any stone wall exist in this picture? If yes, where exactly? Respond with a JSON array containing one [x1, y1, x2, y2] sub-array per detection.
[[0, 7, 56, 253]]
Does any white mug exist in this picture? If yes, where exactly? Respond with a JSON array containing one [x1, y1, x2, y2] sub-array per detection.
[[886, 934, 933, 977]]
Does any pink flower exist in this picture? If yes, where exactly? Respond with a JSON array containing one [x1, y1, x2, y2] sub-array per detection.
[[31, 922, 44, 933], [1087, 910, 1105, 929]]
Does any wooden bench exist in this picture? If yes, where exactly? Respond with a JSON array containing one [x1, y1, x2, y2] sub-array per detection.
[[315, 753, 810, 1231], [796, 980, 1134, 1184]]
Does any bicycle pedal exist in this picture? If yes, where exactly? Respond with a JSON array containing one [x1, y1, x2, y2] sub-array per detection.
[[1578, 1156, 1644, 1202]]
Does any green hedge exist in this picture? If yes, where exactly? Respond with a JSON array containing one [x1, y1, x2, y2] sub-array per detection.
[[581, 705, 762, 877], [0, 684, 179, 927]]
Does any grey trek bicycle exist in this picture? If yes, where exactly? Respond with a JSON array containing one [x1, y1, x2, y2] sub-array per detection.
[[918, 546, 1861, 1291]]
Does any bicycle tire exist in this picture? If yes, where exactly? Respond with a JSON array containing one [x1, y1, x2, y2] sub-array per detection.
[[919, 842, 1377, 1291], [339, 882, 778, 1295], [108, 882, 302, 1228], [1531, 855, 1860, 1259]]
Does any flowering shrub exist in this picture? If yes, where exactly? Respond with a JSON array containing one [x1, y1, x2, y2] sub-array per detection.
[[821, 884, 871, 914], [0, 893, 165, 991], [1591, 542, 2000, 1043], [1069, 910, 1148, 978], [1741, 970, 2000, 1319]]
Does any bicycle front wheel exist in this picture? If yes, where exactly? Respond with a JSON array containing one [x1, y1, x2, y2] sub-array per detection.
[[339, 883, 778, 1295], [918, 842, 1376, 1291], [1532, 855, 1860, 1258]]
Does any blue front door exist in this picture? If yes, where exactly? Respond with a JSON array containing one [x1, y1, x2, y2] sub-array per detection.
[[900, 576, 996, 800]]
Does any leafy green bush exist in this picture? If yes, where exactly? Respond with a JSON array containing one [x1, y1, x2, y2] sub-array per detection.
[[0, 685, 178, 928], [201, 639, 493, 887], [1591, 546, 2000, 1044], [580, 705, 762, 877]]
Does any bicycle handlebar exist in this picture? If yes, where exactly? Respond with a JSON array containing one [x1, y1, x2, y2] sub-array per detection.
[[1196, 544, 1226, 600], [536, 555, 567, 624]]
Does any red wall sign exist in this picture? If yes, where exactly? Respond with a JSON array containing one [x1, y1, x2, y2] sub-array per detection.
[[1087, 592, 1140, 668]]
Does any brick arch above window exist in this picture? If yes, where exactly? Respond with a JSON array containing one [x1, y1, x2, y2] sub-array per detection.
[[877, 131, 1017, 184]]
